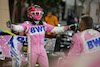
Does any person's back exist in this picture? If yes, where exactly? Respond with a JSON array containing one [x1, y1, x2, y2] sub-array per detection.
[[69, 29, 100, 67], [58, 15, 100, 67], [68, 15, 100, 67]]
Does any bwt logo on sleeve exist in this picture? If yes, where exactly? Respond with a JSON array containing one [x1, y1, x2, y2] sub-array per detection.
[[30, 25, 45, 35], [87, 37, 100, 50]]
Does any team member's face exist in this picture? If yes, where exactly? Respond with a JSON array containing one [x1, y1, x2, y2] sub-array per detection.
[[47, 12, 52, 17]]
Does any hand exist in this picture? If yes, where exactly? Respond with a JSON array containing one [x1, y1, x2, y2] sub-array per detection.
[[69, 24, 77, 30], [6, 21, 11, 28]]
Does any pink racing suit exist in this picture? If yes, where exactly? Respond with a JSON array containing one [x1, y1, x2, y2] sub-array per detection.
[[11, 21, 68, 67], [59, 29, 100, 67]]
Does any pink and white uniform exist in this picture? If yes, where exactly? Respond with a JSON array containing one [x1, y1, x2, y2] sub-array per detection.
[[12, 21, 68, 67], [59, 29, 100, 67]]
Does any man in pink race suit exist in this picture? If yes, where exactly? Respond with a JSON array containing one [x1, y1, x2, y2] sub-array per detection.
[[7, 5, 76, 67], [58, 15, 100, 67]]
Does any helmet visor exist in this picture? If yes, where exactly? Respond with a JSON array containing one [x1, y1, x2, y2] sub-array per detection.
[[30, 11, 44, 15]]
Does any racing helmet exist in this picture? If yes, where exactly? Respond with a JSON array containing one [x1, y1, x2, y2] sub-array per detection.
[[27, 5, 44, 20]]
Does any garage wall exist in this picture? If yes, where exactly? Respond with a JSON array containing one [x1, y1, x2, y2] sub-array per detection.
[[0, 0, 10, 31], [90, 2, 99, 24]]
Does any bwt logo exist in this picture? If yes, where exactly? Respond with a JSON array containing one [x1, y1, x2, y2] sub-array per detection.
[[87, 37, 100, 50], [30, 26, 45, 33]]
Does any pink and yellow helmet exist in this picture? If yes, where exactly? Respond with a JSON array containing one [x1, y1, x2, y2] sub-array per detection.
[[27, 5, 44, 20]]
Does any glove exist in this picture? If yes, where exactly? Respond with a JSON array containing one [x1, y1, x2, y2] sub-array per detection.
[[68, 24, 77, 30], [6, 21, 11, 28]]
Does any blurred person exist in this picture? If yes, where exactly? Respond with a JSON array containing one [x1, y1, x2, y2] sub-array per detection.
[[19, 31, 25, 36], [12, 29, 25, 36], [7, 5, 76, 67], [16, 31, 25, 36], [66, 11, 75, 25], [23, 1, 30, 21], [45, 11, 58, 35], [58, 15, 100, 67]]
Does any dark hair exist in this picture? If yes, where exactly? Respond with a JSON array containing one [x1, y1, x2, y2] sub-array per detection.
[[80, 15, 93, 29]]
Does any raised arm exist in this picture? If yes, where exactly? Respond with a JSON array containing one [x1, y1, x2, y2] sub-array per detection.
[[6, 21, 27, 32], [11, 25, 25, 32], [50, 24, 77, 34], [44, 22, 77, 34], [50, 26, 69, 34]]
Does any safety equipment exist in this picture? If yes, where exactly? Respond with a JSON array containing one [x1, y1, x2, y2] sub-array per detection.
[[27, 5, 44, 20]]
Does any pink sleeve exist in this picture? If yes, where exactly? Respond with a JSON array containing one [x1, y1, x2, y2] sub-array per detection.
[[65, 26, 69, 30], [11, 21, 27, 32], [68, 34, 82, 56], [44, 23, 55, 32], [18, 22, 27, 31]]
